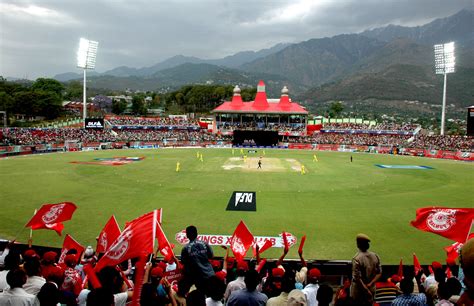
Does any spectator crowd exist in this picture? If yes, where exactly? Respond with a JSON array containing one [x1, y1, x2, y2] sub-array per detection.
[[108, 117, 200, 128], [0, 122, 472, 152], [1, 229, 473, 306]]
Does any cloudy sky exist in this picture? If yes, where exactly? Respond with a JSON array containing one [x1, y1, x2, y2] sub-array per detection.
[[0, 0, 472, 79]]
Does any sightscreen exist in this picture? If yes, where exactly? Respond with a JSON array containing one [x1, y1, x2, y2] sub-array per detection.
[[468, 107, 474, 136], [232, 130, 279, 146]]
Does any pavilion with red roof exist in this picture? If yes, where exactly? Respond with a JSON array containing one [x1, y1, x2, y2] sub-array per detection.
[[212, 81, 309, 137]]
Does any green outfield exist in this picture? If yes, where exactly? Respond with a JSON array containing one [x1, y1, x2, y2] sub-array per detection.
[[0, 148, 473, 264]]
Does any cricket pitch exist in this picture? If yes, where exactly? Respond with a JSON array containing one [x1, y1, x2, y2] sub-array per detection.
[[222, 157, 303, 172]]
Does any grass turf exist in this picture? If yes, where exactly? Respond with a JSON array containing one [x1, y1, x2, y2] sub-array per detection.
[[0, 148, 472, 264]]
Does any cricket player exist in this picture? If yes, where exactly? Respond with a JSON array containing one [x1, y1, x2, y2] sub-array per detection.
[[301, 164, 306, 175], [176, 161, 180, 172]]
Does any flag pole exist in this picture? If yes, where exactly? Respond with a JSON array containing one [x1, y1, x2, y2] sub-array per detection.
[[27, 209, 37, 248], [150, 210, 157, 263], [466, 220, 474, 243], [152, 210, 157, 249]]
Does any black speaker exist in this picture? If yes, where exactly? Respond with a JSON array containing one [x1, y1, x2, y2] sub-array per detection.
[[467, 107, 474, 136]]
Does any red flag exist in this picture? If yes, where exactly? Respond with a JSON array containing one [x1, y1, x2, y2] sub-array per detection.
[[256, 258, 267, 273], [230, 221, 254, 261], [95, 210, 160, 271], [444, 241, 464, 262], [410, 207, 474, 243], [258, 240, 273, 254], [58, 234, 85, 264], [83, 264, 101, 289], [156, 221, 175, 261], [444, 233, 474, 261], [25, 202, 77, 236], [130, 256, 147, 306], [413, 253, 422, 275], [253, 239, 273, 256], [125, 208, 162, 228], [398, 258, 403, 278], [298, 235, 306, 254], [446, 266, 452, 278], [282, 232, 289, 251], [96, 216, 121, 254]]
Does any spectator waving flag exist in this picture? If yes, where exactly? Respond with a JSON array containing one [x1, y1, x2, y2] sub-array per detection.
[[444, 233, 474, 261], [410, 207, 474, 243], [25, 202, 77, 236], [58, 234, 85, 264], [230, 220, 254, 261], [95, 209, 161, 271], [96, 215, 121, 254]]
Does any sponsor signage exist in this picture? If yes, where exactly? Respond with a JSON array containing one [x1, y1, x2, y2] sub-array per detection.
[[85, 118, 104, 129], [226, 191, 256, 211], [175, 230, 296, 248]]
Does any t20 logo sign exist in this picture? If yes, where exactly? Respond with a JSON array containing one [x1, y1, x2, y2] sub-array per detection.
[[226, 191, 256, 211]]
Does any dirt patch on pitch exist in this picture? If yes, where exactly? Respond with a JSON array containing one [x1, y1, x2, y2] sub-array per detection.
[[286, 159, 305, 172], [222, 157, 301, 172]]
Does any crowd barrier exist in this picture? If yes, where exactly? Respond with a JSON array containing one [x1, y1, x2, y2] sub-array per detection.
[[1, 142, 473, 161]]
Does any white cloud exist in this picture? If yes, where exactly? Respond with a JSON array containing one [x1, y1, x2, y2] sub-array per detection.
[[241, 0, 327, 26], [0, 3, 78, 25]]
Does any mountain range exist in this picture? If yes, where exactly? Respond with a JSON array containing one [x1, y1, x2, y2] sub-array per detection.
[[54, 8, 474, 112]]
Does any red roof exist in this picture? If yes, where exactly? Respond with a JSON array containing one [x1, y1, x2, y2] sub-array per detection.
[[212, 81, 308, 115]]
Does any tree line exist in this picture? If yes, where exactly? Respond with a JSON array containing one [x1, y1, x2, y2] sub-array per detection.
[[0, 77, 259, 123], [0, 77, 65, 122]]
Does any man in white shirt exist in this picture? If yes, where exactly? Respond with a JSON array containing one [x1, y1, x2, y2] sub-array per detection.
[[23, 258, 46, 295], [0, 269, 40, 306], [224, 260, 248, 302], [0, 251, 21, 291], [303, 268, 321, 306]]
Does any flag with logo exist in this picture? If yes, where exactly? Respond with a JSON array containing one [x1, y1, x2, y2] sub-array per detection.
[[410, 207, 474, 243], [96, 216, 121, 254], [25, 202, 77, 236], [230, 221, 254, 261], [95, 210, 161, 271], [58, 234, 85, 264]]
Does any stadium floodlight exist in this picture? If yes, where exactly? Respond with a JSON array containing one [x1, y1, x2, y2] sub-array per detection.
[[434, 42, 455, 136], [77, 38, 99, 127]]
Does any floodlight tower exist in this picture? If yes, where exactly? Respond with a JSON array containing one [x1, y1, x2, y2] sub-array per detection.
[[434, 42, 455, 136], [77, 38, 99, 127]]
